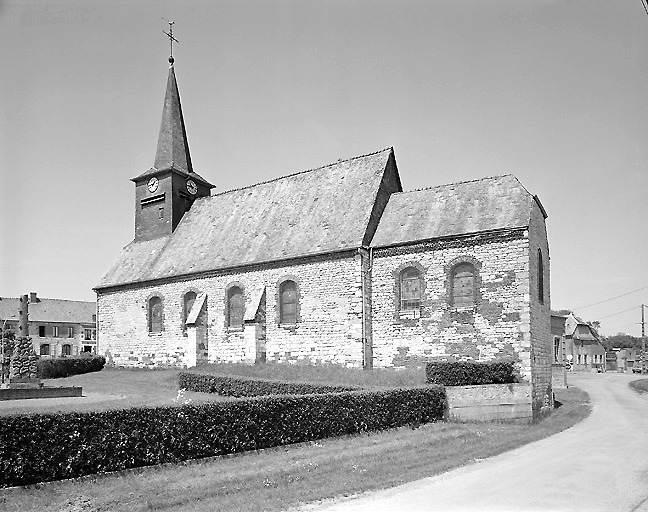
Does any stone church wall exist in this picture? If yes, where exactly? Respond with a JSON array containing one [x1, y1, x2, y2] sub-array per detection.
[[97, 251, 366, 368], [527, 200, 553, 416], [370, 231, 533, 377]]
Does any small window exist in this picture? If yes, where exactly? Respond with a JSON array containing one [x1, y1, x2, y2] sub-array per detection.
[[92, 329, 96, 340], [538, 249, 544, 305], [227, 286, 244, 328], [84, 328, 92, 340], [553, 337, 561, 363], [52, 326, 59, 338], [183, 291, 197, 330], [68, 327, 74, 338], [40, 344, 50, 356], [400, 267, 422, 311], [279, 280, 298, 324], [452, 263, 475, 307], [39, 325, 45, 337], [61, 344, 72, 356], [149, 296, 163, 333], [159, 207, 164, 219]]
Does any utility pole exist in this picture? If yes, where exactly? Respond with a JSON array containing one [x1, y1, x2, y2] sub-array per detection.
[[642, 304, 646, 374]]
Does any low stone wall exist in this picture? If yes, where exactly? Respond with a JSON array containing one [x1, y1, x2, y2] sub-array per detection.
[[0, 386, 83, 401], [445, 383, 533, 423]]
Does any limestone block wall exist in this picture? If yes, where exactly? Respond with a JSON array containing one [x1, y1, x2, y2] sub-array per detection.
[[370, 231, 532, 380], [96, 251, 365, 368], [527, 200, 553, 415]]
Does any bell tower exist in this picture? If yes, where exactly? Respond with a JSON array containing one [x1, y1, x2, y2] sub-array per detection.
[[131, 26, 214, 242]]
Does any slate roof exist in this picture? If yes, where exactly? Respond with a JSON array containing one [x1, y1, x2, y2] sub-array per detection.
[[0, 297, 96, 324], [96, 148, 395, 289], [132, 65, 213, 188], [370, 175, 533, 248]]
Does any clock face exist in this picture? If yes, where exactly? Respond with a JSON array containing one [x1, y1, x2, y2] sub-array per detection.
[[147, 177, 159, 193], [186, 179, 198, 195]]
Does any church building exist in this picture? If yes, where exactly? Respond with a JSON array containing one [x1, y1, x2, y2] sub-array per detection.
[[95, 58, 553, 414]]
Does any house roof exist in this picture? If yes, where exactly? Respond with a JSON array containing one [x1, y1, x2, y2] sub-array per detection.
[[0, 297, 96, 324], [96, 148, 395, 289], [553, 311, 601, 342], [370, 175, 533, 248]]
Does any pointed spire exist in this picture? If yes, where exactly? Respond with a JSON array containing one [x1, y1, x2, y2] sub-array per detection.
[[153, 64, 193, 174]]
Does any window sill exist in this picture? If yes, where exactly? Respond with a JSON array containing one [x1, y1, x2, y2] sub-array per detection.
[[398, 309, 421, 320], [279, 323, 299, 329], [226, 326, 244, 332], [450, 305, 476, 312]]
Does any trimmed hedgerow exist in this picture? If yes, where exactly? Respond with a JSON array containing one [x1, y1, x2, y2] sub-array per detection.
[[37, 355, 106, 379], [426, 361, 519, 386], [179, 371, 360, 397], [0, 386, 446, 487]]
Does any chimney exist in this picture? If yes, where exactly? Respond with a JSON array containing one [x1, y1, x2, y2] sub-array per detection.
[[29, 292, 38, 303]]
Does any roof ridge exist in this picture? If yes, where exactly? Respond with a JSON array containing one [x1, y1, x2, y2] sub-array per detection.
[[0, 296, 95, 304], [210, 147, 393, 198], [394, 174, 515, 195]]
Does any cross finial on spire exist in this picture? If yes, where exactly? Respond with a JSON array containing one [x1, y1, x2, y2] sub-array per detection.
[[162, 19, 179, 66]]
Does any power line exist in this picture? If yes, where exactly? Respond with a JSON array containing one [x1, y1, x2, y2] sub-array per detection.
[[598, 306, 640, 320], [574, 285, 648, 310], [641, 0, 648, 17]]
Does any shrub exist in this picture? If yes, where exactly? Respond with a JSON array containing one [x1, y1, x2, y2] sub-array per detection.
[[178, 371, 360, 397], [37, 355, 106, 379], [426, 361, 519, 386], [0, 386, 446, 487]]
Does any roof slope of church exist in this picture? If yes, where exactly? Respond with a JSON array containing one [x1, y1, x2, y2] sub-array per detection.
[[371, 174, 533, 248], [96, 148, 395, 289], [0, 297, 96, 324]]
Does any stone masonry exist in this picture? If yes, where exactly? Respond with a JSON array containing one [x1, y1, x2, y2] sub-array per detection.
[[97, 251, 366, 368]]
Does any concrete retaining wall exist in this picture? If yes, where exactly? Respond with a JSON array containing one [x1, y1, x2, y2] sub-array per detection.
[[552, 363, 567, 389], [445, 383, 533, 423]]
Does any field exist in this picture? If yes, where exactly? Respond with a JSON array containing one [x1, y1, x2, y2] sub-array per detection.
[[0, 366, 591, 511]]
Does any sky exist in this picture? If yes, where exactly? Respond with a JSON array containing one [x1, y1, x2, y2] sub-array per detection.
[[1, 0, 647, 337]]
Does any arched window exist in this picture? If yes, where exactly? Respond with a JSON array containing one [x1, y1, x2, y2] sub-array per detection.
[[400, 267, 422, 311], [538, 249, 545, 305], [61, 344, 72, 356], [227, 286, 244, 328], [279, 280, 298, 324], [183, 291, 197, 330], [452, 263, 475, 307], [40, 344, 50, 356], [149, 296, 163, 333]]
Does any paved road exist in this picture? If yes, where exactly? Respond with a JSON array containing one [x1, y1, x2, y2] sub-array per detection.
[[306, 372, 648, 512]]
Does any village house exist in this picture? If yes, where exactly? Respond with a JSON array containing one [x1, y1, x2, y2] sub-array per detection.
[[95, 58, 553, 415], [0, 292, 97, 357], [551, 311, 605, 372]]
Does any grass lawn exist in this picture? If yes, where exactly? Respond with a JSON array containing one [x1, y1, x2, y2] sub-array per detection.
[[0, 366, 591, 512], [187, 362, 429, 388], [629, 378, 648, 394], [0, 368, 230, 416]]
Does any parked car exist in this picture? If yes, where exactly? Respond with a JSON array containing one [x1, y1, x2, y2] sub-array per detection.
[[632, 365, 644, 374]]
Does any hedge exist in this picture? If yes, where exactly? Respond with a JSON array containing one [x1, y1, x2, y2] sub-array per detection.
[[0, 386, 446, 487], [426, 361, 519, 386], [179, 371, 360, 397], [37, 355, 106, 379]]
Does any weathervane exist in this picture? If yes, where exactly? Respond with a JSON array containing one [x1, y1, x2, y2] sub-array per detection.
[[162, 19, 179, 65]]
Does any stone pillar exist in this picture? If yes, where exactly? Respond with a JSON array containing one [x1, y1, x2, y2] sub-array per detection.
[[185, 326, 197, 368]]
